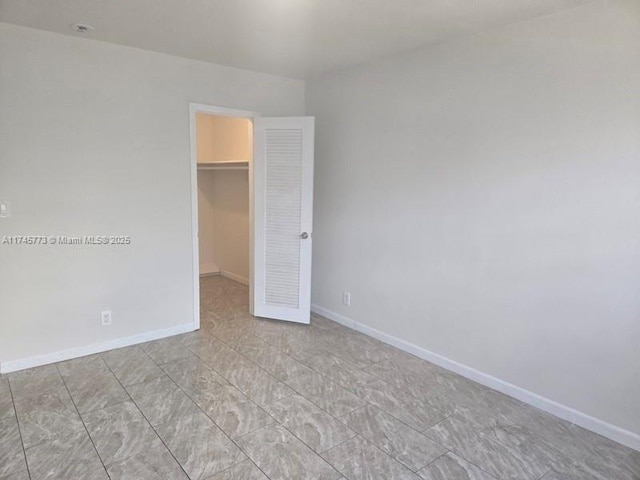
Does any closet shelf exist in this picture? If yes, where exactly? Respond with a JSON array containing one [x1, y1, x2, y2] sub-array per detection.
[[197, 160, 249, 171]]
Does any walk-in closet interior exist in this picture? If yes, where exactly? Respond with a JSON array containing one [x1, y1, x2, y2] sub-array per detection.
[[197, 113, 251, 285]]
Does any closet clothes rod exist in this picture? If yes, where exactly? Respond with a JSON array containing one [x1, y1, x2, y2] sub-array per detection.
[[197, 161, 249, 171], [197, 165, 248, 170]]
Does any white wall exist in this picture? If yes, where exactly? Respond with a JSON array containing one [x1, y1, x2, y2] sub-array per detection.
[[211, 170, 250, 282], [0, 23, 304, 368], [307, 0, 640, 439], [197, 172, 218, 275]]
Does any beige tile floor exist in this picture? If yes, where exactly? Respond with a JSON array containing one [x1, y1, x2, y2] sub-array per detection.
[[1, 275, 639, 479]]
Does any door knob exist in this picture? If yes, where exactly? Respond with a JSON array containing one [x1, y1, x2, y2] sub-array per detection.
[[300, 232, 309, 239]]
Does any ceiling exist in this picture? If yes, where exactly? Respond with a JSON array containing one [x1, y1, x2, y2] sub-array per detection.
[[0, 0, 589, 79]]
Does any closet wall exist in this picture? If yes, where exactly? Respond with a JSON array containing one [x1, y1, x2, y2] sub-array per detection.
[[201, 170, 250, 283], [197, 173, 218, 274], [197, 113, 251, 284]]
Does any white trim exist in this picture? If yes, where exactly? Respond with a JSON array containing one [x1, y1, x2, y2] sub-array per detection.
[[189, 103, 260, 332], [311, 304, 640, 452], [199, 262, 220, 276], [220, 270, 249, 286], [0, 323, 195, 374]]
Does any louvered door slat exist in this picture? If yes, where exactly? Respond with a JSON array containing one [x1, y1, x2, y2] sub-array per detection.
[[253, 117, 315, 324]]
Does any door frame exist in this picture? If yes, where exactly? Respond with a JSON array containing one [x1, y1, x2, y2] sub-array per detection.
[[189, 103, 260, 330]]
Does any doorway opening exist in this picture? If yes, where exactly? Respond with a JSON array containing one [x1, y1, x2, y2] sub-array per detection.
[[190, 103, 315, 330], [190, 104, 258, 330]]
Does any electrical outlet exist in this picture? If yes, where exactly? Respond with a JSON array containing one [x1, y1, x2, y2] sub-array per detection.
[[342, 291, 351, 307], [101, 310, 112, 326]]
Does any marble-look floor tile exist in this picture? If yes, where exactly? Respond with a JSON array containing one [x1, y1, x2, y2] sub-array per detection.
[[539, 469, 599, 480], [417, 452, 498, 480], [194, 384, 275, 439], [321, 334, 391, 369], [0, 470, 30, 480], [424, 416, 548, 480], [234, 336, 314, 382], [355, 378, 446, 432], [343, 405, 446, 471], [106, 444, 189, 480], [140, 336, 193, 365], [160, 356, 228, 398], [265, 394, 356, 453], [322, 436, 421, 480], [57, 355, 129, 413], [524, 419, 640, 480], [15, 391, 85, 448], [0, 416, 28, 478], [67, 373, 129, 414], [479, 420, 598, 479], [224, 363, 294, 407], [24, 430, 108, 480], [155, 410, 245, 479], [12, 276, 640, 480], [301, 354, 382, 396], [207, 459, 268, 480], [101, 346, 164, 387], [9, 365, 65, 403], [56, 355, 110, 383], [363, 358, 464, 415], [126, 376, 198, 426], [206, 319, 258, 344], [181, 333, 229, 358], [285, 371, 367, 417], [0, 379, 15, 420], [236, 425, 341, 480], [83, 401, 161, 466], [198, 345, 256, 378]]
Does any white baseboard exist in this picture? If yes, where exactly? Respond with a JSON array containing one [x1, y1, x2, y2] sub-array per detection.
[[199, 262, 220, 276], [311, 304, 640, 452], [220, 270, 249, 286], [0, 323, 196, 374]]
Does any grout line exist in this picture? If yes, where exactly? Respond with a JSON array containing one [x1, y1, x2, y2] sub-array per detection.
[[140, 328, 278, 479], [54, 364, 112, 480], [419, 415, 534, 480], [5, 378, 32, 480], [177, 311, 345, 478], [420, 449, 450, 470], [98, 349, 193, 479], [154, 344, 274, 479]]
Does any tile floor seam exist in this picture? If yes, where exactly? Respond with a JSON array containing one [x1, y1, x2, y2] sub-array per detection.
[[424, 415, 557, 480], [6, 377, 31, 480], [277, 422, 345, 478], [149, 349, 276, 479], [54, 363, 111, 479], [198, 459, 267, 480], [283, 370, 372, 420], [130, 344, 242, 479], [9, 276, 635, 480], [326, 365, 450, 437], [189, 338, 299, 409], [98, 351, 192, 478], [445, 410, 557, 472], [340, 404, 450, 474], [420, 448, 450, 468], [235, 423, 343, 480], [294, 348, 448, 433], [322, 432, 416, 477], [360, 362, 450, 425], [224, 424, 282, 480]]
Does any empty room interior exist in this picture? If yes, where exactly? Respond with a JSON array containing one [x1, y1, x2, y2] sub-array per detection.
[[0, 0, 639, 479]]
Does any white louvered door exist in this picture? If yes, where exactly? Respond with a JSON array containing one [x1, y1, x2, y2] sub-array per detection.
[[252, 117, 314, 324]]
